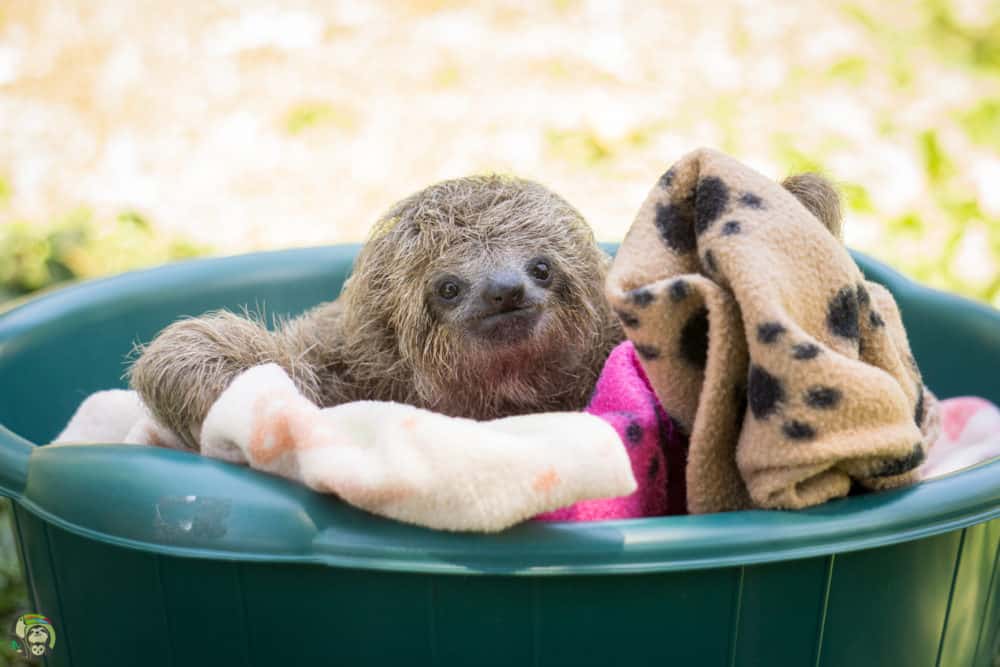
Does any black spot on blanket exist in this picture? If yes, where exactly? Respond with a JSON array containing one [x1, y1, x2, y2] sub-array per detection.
[[669, 279, 690, 302], [748, 365, 785, 419], [615, 309, 640, 329], [782, 420, 816, 441], [872, 445, 925, 478], [722, 220, 742, 235], [856, 283, 870, 308], [679, 307, 709, 369], [914, 385, 925, 426], [827, 286, 860, 340], [647, 455, 660, 481], [655, 202, 696, 254], [757, 322, 786, 344], [695, 176, 729, 234], [628, 288, 655, 308], [739, 192, 764, 209], [626, 420, 643, 445], [791, 342, 821, 360], [805, 386, 841, 409], [634, 344, 661, 361]]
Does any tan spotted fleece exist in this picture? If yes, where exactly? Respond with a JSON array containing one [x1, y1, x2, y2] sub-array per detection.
[[606, 148, 940, 513]]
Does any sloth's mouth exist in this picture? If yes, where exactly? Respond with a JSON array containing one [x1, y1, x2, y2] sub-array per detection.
[[471, 306, 542, 344]]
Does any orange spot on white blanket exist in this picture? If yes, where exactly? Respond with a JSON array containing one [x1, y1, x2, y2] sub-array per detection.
[[146, 429, 166, 448], [533, 468, 560, 494], [249, 396, 296, 464]]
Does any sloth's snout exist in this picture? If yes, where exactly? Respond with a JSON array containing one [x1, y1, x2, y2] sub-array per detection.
[[468, 270, 542, 344], [480, 272, 526, 313]]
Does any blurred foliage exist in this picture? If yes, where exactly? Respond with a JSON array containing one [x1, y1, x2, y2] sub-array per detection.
[[959, 98, 1000, 152], [0, 209, 209, 305], [284, 101, 358, 135], [777, 0, 1000, 307], [545, 123, 659, 168]]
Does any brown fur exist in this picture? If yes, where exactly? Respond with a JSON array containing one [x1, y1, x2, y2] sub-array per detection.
[[781, 173, 843, 238], [130, 175, 622, 449]]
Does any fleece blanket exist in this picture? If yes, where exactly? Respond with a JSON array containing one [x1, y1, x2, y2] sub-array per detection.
[[56, 362, 636, 532], [606, 147, 983, 513]]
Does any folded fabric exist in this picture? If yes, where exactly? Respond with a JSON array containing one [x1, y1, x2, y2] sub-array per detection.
[[920, 397, 1000, 479], [606, 147, 941, 513], [57, 364, 637, 532]]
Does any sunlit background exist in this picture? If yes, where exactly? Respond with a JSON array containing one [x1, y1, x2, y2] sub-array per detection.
[[0, 1, 998, 662], [1, 0, 999, 307]]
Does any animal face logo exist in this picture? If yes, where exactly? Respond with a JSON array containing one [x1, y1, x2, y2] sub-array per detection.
[[9, 613, 56, 661]]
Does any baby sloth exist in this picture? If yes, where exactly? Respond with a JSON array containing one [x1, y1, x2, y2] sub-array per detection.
[[130, 175, 623, 450]]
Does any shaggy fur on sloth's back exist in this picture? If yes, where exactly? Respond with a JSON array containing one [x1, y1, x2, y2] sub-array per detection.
[[130, 176, 623, 450]]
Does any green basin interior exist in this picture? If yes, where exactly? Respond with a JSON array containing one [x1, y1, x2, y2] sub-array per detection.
[[0, 244, 997, 667]]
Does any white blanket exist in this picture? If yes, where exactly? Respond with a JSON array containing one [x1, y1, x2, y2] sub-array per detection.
[[55, 364, 636, 532]]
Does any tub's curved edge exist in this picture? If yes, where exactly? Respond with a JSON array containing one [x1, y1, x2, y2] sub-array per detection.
[[8, 483, 998, 577], [0, 245, 363, 341]]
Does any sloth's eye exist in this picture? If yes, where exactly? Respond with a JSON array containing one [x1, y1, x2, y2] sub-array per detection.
[[437, 280, 461, 300], [529, 260, 551, 283]]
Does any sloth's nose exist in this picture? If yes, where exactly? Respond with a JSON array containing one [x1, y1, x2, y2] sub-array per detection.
[[482, 273, 526, 311]]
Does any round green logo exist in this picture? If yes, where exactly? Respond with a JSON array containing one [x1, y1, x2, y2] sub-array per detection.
[[10, 613, 56, 661]]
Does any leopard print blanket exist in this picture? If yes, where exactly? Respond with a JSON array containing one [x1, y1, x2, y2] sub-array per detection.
[[607, 147, 940, 513]]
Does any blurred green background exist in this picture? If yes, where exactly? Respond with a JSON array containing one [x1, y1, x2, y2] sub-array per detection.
[[0, 0, 998, 664]]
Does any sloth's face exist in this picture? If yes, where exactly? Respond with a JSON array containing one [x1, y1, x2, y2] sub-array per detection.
[[426, 253, 560, 347], [26, 627, 48, 644]]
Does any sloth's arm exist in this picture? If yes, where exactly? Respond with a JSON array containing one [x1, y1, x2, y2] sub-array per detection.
[[129, 306, 332, 450]]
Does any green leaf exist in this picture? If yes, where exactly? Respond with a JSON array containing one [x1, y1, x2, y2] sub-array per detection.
[[840, 182, 876, 214], [545, 128, 613, 166], [919, 130, 954, 183], [285, 102, 357, 135], [827, 56, 869, 84], [958, 98, 1000, 151], [886, 212, 925, 236]]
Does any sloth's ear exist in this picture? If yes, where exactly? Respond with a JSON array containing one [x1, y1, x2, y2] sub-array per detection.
[[781, 173, 843, 240]]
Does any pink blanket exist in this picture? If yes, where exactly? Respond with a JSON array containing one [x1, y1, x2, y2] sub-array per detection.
[[537, 341, 685, 520]]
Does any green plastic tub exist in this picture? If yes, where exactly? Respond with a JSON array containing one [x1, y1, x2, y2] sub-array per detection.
[[0, 244, 997, 667]]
